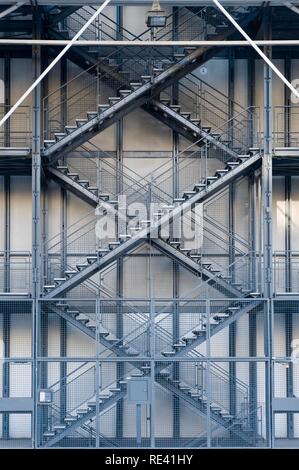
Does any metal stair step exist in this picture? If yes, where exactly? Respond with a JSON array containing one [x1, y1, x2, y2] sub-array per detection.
[[192, 328, 205, 335], [109, 241, 121, 249], [213, 313, 229, 319], [98, 104, 109, 113], [161, 351, 176, 357], [99, 328, 109, 337], [130, 82, 142, 89], [207, 176, 218, 184], [173, 198, 185, 203], [66, 173, 79, 180], [118, 380, 127, 388], [65, 270, 77, 277], [56, 302, 68, 308], [53, 424, 66, 431], [183, 191, 197, 199], [76, 119, 87, 127], [216, 169, 229, 177], [44, 140, 55, 148], [173, 343, 186, 349], [54, 133, 66, 141], [179, 385, 191, 392], [88, 187, 99, 193], [77, 315, 90, 324], [87, 111, 98, 120], [170, 105, 181, 112], [76, 263, 88, 270], [228, 306, 240, 312], [194, 183, 206, 191], [98, 193, 110, 200], [44, 285, 55, 291], [181, 336, 197, 344], [43, 431, 55, 438], [87, 256, 98, 264], [65, 126, 77, 134], [173, 53, 185, 59], [56, 165, 68, 173], [126, 350, 140, 357], [250, 292, 261, 297], [64, 417, 77, 423], [158, 370, 171, 377], [109, 387, 121, 393], [66, 310, 80, 317], [98, 249, 110, 256], [181, 112, 191, 119], [226, 161, 240, 168], [169, 240, 181, 247], [54, 277, 66, 285], [77, 408, 89, 415]]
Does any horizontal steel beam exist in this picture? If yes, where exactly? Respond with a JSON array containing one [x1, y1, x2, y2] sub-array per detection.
[[2, 39, 299, 46], [0, 1, 288, 6]]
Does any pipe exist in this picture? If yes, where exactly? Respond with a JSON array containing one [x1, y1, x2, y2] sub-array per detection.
[[0, 0, 112, 129], [212, 0, 299, 101]]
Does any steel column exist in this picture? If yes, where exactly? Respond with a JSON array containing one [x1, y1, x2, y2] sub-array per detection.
[[115, 5, 124, 443], [249, 172, 258, 433], [285, 175, 294, 437], [172, 5, 180, 443], [262, 8, 274, 448], [32, 5, 42, 448]]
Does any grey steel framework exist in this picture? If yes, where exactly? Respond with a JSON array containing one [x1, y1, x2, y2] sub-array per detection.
[[0, 1, 299, 448]]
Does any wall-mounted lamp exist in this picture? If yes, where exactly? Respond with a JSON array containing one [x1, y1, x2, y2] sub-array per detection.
[[146, 0, 167, 28]]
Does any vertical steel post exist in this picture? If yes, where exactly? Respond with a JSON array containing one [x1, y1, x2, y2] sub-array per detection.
[[3, 53, 11, 439], [285, 175, 294, 437], [32, 5, 42, 448], [3, 174, 10, 439], [59, 55, 67, 424], [228, 50, 236, 420], [249, 173, 258, 433], [150, 298, 155, 448], [248, 53, 255, 148], [172, 6, 180, 443], [262, 7, 274, 448], [284, 56, 291, 148], [116, 4, 124, 445]]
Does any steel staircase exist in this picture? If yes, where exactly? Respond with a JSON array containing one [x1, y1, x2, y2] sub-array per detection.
[[151, 238, 252, 298], [42, 368, 128, 447], [43, 6, 262, 163], [42, 148, 261, 298], [41, 304, 262, 446], [42, 43, 232, 162], [156, 374, 259, 446], [40, 5, 264, 448]]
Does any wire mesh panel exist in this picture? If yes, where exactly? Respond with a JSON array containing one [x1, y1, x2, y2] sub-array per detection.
[[0, 105, 31, 147], [39, 300, 97, 358], [0, 358, 33, 448], [0, 253, 32, 295], [37, 360, 97, 448]]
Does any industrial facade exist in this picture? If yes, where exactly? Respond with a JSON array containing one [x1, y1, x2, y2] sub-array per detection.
[[0, 0, 298, 449]]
